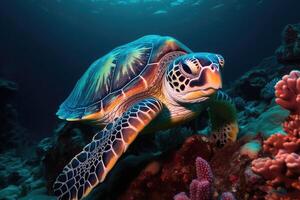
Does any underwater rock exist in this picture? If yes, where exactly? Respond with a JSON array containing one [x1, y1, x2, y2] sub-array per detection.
[[0, 78, 27, 153], [19, 187, 56, 200], [0, 78, 17, 102], [36, 137, 53, 159], [260, 78, 279, 101], [229, 69, 267, 101], [0, 150, 49, 200], [241, 105, 289, 139], [155, 127, 195, 152], [41, 122, 95, 193], [239, 140, 262, 159], [0, 185, 21, 200], [276, 23, 300, 63], [227, 54, 299, 104], [232, 97, 247, 111]]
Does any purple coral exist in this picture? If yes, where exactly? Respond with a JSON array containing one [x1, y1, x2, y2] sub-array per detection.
[[174, 157, 213, 200], [220, 192, 236, 200], [195, 157, 213, 184]]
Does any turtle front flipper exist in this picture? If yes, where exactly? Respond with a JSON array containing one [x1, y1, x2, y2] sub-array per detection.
[[53, 98, 163, 200], [207, 90, 239, 147]]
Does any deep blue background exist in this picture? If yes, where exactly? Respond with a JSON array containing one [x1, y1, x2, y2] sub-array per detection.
[[1, 0, 300, 139]]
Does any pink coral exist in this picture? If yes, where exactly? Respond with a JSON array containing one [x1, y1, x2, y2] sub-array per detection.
[[283, 114, 300, 137], [195, 157, 213, 184], [275, 70, 300, 137], [251, 70, 300, 199], [275, 70, 300, 114], [174, 157, 213, 200]]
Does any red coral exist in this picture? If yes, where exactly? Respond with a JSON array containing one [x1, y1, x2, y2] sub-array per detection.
[[283, 114, 300, 137], [251, 70, 300, 199], [275, 70, 300, 115], [119, 135, 212, 200]]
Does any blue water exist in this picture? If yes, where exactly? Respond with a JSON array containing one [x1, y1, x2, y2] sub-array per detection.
[[0, 0, 299, 140]]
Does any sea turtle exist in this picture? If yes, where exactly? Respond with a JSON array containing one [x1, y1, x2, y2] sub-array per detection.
[[53, 35, 238, 200]]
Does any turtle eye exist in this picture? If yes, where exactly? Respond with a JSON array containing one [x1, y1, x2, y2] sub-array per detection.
[[181, 63, 192, 75]]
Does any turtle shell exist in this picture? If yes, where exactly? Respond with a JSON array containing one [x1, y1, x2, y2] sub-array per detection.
[[57, 35, 192, 120]]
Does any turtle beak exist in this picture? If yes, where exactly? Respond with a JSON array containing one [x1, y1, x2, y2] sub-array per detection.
[[189, 67, 222, 91], [182, 68, 222, 101], [203, 67, 222, 90]]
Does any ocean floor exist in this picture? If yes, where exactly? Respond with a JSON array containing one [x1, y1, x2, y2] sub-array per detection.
[[0, 23, 300, 200]]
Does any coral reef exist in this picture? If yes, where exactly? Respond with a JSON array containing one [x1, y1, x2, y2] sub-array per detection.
[[251, 70, 300, 199], [119, 133, 261, 200], [118, 135, 212, 200], [2, 22, 300, 200]]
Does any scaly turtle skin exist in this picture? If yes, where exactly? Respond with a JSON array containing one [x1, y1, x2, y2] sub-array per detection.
[[53, 35, 238, 200]]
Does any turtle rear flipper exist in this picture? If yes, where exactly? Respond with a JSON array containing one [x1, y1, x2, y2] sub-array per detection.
[[53, 98, 163, 200]]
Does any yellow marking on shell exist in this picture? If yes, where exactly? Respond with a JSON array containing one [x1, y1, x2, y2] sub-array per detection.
[[116, 45, 152, 81], [121, 90, 127, 98], [82, 110, 105, 120], [66, 118, 80, 121], [165, 38, 176, 46], [139, 75, 148, 88], [99, 53, 118, 89]]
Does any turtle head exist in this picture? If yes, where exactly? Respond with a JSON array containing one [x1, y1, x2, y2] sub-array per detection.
[[165, 52, 224, 103]]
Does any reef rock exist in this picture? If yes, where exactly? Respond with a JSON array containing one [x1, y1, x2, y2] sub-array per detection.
[[41, 122, 95, 192], [0, 150, 50, 200], [241, 105, 289, 139], [0, 78, 26, 153], [276, 23, 300, 63]]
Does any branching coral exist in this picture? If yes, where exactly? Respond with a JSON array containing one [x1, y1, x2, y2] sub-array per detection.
[[251, 70, 300, 199], [275, 70, 300, 115], [174, 157, 213, 200]]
